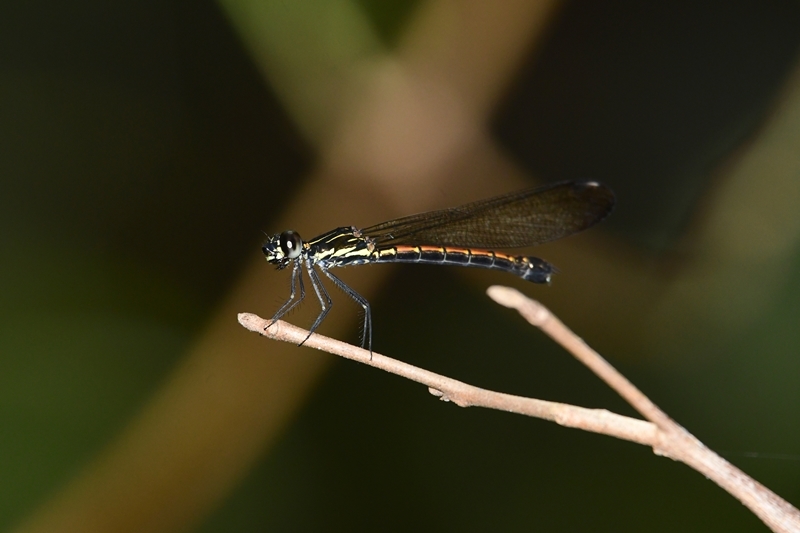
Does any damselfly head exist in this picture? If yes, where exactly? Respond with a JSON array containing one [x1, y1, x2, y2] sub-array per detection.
[[261, 235, 283, 265], [262, 230, 304, 266]]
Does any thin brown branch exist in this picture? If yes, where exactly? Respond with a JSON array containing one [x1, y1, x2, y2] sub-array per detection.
[[487, 285, 673, 427], [237, 314, 657, 445], [238, 289, 800, 533], [486, 286, 800, 533]]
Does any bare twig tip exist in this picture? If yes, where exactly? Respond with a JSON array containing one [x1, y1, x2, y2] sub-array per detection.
[[238, 313, 259, 331], [486, 285, 522, 308], [487, 285, 550, 326]]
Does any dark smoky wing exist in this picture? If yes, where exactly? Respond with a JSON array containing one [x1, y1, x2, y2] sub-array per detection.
[[362, 181, 615, 248]]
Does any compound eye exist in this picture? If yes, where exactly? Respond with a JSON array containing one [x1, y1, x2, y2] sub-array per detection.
[[279, 231, 303, 259]]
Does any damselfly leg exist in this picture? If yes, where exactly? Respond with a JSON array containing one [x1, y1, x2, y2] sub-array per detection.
[[318, 265, 372, 354], [302, 264, 333, 346], [268, 260, 305, 326]]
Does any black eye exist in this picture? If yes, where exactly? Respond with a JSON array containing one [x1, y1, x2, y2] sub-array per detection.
[[279, 231, 303, 259]]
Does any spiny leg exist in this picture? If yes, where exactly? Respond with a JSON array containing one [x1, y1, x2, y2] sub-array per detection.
[[300, 264, 333, 346], [268, 260, 305, 328], [319, 265, 372, 355]]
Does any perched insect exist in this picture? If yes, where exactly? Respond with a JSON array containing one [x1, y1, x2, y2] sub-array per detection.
[[263, 180, 615, 352]]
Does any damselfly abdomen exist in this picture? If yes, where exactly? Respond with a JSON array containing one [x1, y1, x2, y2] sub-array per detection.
[[262, 180, 615, 352]]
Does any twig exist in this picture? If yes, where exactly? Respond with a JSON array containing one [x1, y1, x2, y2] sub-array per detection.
[[487, 286, 800, 533], [237, 314, 657, 444], [238, 288, 800, 533]]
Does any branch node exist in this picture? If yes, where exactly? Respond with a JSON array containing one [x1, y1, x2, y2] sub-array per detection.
[[428, 387, 448, 401]]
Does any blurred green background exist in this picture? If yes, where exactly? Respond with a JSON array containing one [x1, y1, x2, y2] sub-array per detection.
[[2, 1, 800, 531]]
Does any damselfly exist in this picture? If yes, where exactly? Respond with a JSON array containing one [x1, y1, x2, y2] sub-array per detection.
[[262, 180, 615, 352]]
